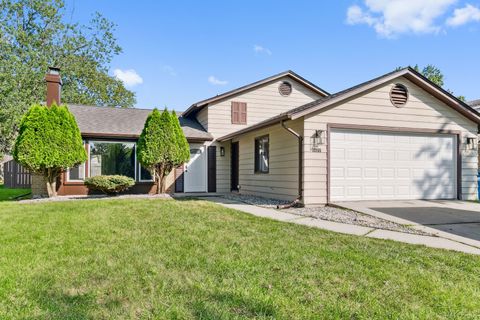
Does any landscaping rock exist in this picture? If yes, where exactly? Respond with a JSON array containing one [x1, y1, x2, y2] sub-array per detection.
[[222, 193, 431, 236]]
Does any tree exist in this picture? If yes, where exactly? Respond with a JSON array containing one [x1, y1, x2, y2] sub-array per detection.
[[0, 0, 135, 158], [13, 104, 87, 197], [399, 64, 467, 101], [171, 110, 190, 167], [137, 109, 176, 193], [413, 65, 444, 87]]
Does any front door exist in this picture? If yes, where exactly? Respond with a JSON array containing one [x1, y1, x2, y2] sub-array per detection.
[[231, 142, 239, 191], [184, 144, 207, 192]]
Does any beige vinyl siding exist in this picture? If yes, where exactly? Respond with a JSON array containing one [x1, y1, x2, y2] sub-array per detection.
[[303, 78, 478, 205], [205, 77, 321, 138], [233, 119, 302, 200], [213, 141, 231, 193]]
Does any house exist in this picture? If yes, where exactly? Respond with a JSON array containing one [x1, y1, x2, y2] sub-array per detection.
[[468, 99, 480, 112], [1, 155, 13, 183], [33, 67, 480, 205], [467, 99, 480, 166]]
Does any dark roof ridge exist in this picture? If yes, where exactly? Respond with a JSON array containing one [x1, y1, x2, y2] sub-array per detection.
[[67, 103, 184, 115]]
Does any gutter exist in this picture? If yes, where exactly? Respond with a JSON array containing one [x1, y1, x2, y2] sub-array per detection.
[[278, 120, 303, 209]]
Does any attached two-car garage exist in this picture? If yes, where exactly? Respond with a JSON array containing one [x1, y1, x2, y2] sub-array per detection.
[[329, 129, 457, 202]]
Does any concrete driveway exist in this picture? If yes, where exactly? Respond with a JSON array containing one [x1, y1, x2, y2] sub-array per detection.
[[335, 200, 480, 247]]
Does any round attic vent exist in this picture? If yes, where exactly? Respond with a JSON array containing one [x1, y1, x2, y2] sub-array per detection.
[[390, 83, 409, 108], [279, 81, 292, 96]]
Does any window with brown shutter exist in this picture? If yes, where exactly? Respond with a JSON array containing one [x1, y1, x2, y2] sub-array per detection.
[[231, 101, 247, 124]]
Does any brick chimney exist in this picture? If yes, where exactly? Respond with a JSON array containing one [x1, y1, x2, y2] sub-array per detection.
[[45, 67, 62, 107]]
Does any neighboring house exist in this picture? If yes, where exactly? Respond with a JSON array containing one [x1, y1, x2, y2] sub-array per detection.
[[34, 67, 480, 205], [468, 99, 480, 112], [467, 99, 480, 167], [0, 155, 13, 183]]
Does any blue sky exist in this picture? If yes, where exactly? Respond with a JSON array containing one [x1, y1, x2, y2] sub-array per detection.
[[65, 0, 480, 111]]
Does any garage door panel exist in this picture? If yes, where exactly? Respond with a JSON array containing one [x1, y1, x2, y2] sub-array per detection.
[[330, 129, 456, 201], [346, 149, 362, 160]]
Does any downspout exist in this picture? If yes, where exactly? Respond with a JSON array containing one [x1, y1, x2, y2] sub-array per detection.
[[278, 120, 303, 209]]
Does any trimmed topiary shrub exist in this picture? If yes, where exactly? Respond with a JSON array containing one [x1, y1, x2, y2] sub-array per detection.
[[13, 104, 87, 197], [84, 175, 135, 195], [137, 108, 189, 194]]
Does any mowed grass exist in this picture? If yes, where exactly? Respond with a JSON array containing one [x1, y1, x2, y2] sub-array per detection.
[[0, 199, 479, 319], [0, 184, 30, 201]]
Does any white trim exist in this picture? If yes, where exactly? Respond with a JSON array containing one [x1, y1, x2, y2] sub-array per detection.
[[86, 141, 90, 178], [135, 141, 154, 182], [134, 144, 137, 182], [66, 141, 87, 182], [138, 162, 154, 182], [66, 162, 86, 182]]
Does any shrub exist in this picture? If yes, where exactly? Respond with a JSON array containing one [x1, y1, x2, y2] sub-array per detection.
[[84, 175, 135, 195], [137, 108, 189, 194], [13, 104, 86, 197]]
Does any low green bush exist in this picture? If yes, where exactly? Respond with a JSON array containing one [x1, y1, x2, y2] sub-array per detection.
[[84, 175, 135, 195]]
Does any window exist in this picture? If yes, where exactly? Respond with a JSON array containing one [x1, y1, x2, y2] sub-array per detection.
[[138, 164, 153, 182], [254, 135, 269, 173], [67, 163, 85, 181], [89, 141, 136, 179], [231, 101, 247, 124]]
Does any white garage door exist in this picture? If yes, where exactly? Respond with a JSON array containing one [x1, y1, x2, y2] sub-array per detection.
[[330, 129, 457, 201]]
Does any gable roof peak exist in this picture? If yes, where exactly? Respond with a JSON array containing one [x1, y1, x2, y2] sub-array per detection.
[[287, 67, 480, 123], [182, 70, 329, 117]]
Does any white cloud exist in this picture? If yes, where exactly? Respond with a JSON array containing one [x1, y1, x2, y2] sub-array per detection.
[[208, 76, 228, 86], [347, 5, 376, 26], [162, 65, 177, 76], [113, 69, 143, 87], [346, 0, 457, 37], [446, 4, 480, 26], [253, 44, 272, 55]]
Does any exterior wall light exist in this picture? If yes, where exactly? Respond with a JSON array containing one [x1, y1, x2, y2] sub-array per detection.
[[466, 137, 477, 150], [220, 146, 225, 157], [311, 130, 325, 152]]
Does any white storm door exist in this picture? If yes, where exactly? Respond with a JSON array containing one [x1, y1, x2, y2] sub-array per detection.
[[184, 144, 207, 192], [330, 129, 456, 202]]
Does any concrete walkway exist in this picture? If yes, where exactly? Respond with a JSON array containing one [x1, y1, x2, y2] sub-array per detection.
[[200, 197, 480, 255]]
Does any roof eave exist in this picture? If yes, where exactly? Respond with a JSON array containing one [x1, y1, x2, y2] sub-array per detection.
[[217, 114, 290, 142], [183, 71, 329, 117], [81, 132, 213, 142], [290, 69, 410, 120], [290, 68, 480, 124]]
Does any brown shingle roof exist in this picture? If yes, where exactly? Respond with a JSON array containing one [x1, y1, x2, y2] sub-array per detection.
[[68, 104, 212, 141]]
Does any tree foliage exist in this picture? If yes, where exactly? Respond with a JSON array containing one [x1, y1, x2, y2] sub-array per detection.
[[413, 65, 444, 87], [0, 0, 135, 157], [171, 110, 190, 166], [13, 104, 87, 196], [137, 109, 190, 194], [398, 64, 467, 101]]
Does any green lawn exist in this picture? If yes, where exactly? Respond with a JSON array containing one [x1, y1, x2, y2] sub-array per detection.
[[0, 184, 31, 201], [0, 199, 479, 319]]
